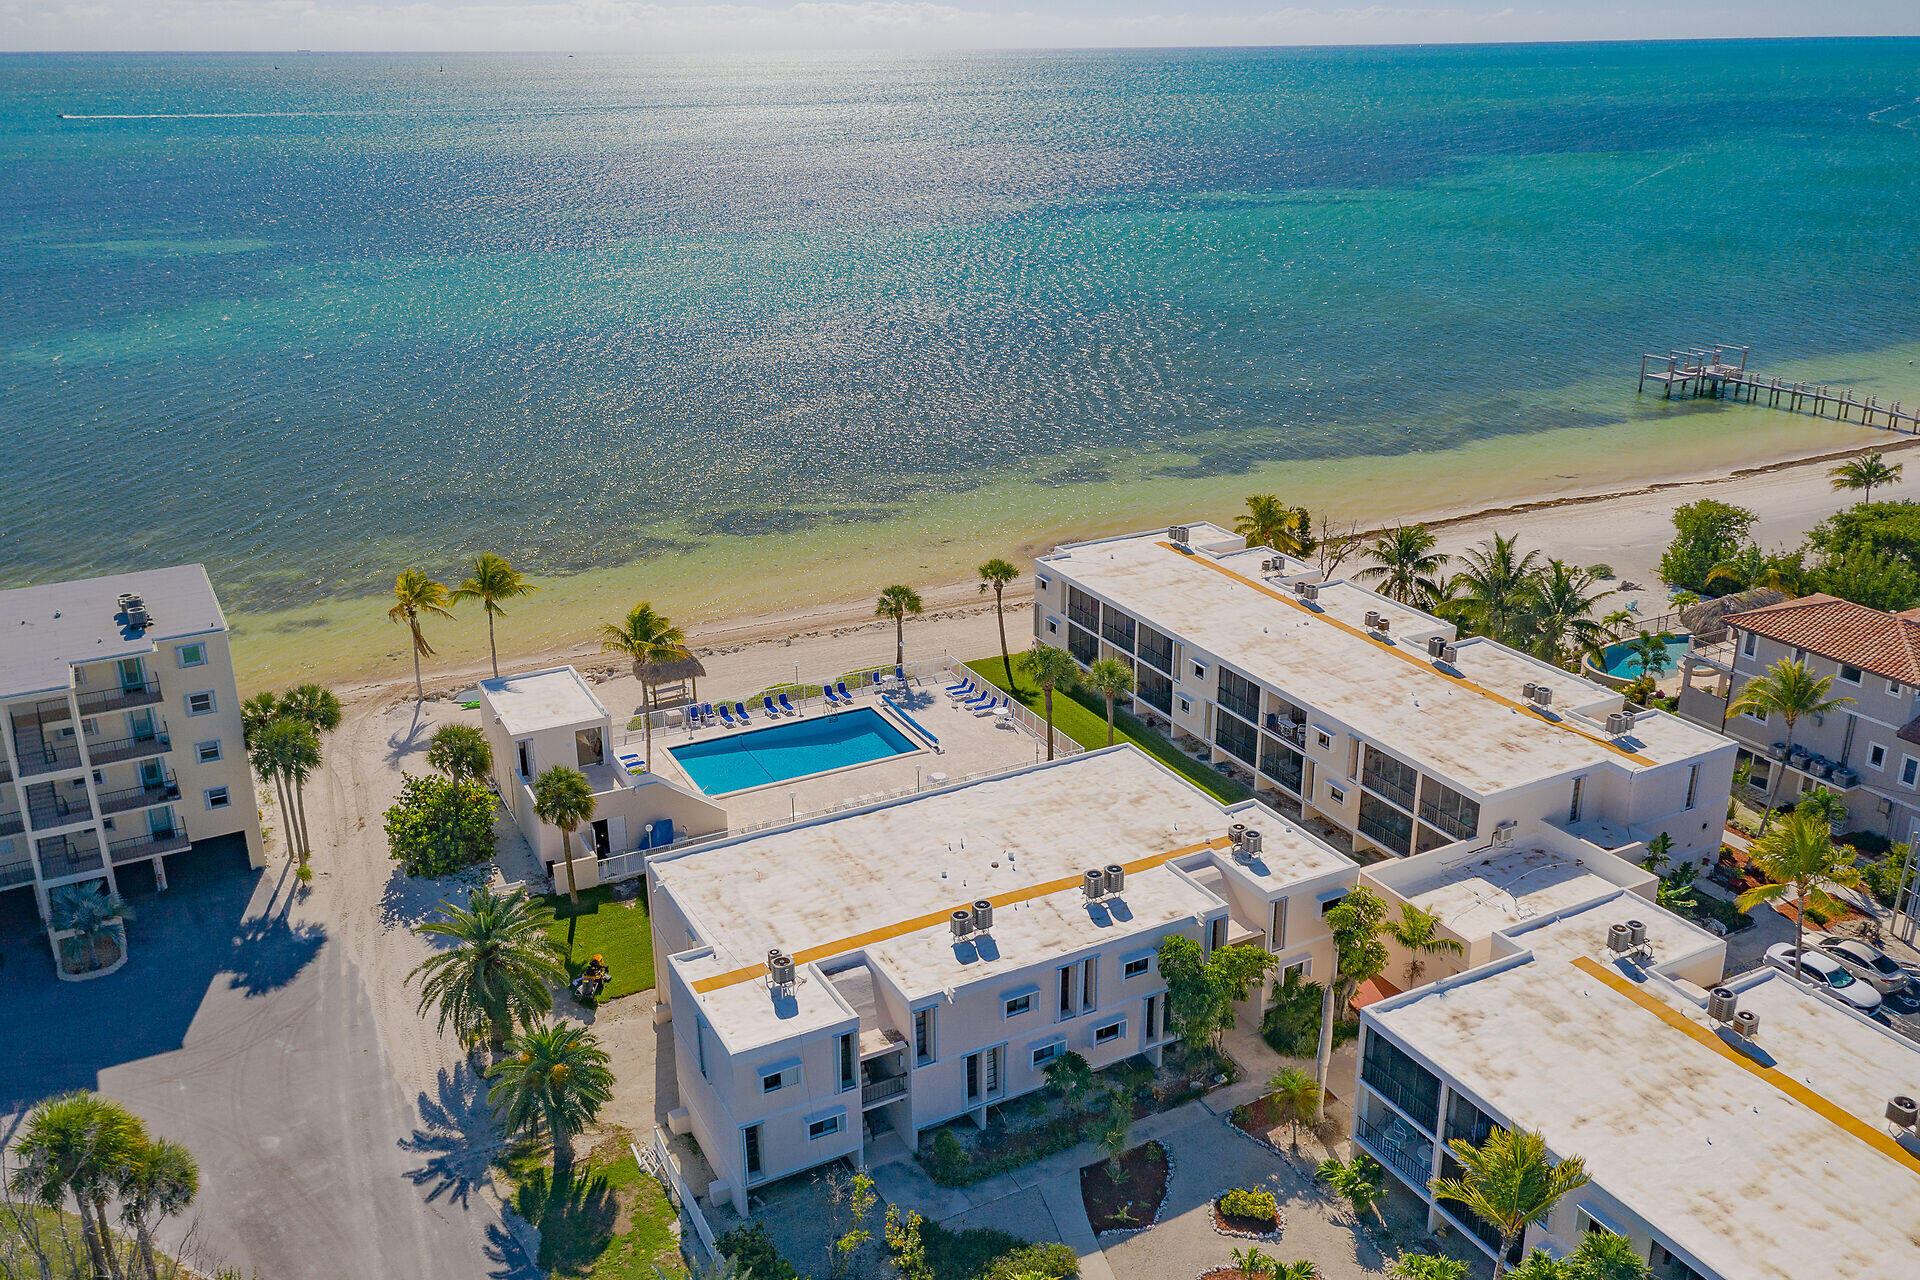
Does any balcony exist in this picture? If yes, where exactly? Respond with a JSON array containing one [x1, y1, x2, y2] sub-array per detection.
[[14, 740, 83, 778], [110, 829, 190, 864], [76, 679, 163, 716], [861, 1074, 909, 1107], [0, 858, 34, 889], [97, 775, 180, 816], [1355, 1112, 1434, 1191], [0, 812, 23, 837], [88, 727, 171, 767], [0, 756, 10, 784], [38, 839, 105, 882], [26, 789, 93, 831]]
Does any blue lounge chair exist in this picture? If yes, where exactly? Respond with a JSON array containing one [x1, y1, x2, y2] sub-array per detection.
[[644, 818, 675, 850], [895, 664, 910, 685], [974, 695, 1004, 716], [836, 681, 854, 702], [823, 685, 842, 708], [763, 695, 781, 718], [697, 701, 715, 726], [946, 679, 975, 700], [734, 700, 752, 723], [944, 675, 972, 695], [716, 704, 737, 728], [962, 689, 995, 709], [778, 693, 797, 716]]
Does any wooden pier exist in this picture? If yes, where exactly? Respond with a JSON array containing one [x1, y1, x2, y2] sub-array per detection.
[[1636, 344, 1920, 433]]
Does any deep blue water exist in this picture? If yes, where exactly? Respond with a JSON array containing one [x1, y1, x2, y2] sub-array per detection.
[[4, 42, 1919, 612], [668, 706, 917, 792]]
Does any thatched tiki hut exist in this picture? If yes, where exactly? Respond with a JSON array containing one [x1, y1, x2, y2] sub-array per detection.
[[633, 650, 705, 713]]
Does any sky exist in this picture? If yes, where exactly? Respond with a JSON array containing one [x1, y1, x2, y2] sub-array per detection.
[[2, 1, 1917, 57]]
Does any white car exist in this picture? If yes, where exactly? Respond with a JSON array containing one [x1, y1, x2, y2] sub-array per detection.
[[1813, 936, 1912, 996], [1765, 943, 1884, 1015]]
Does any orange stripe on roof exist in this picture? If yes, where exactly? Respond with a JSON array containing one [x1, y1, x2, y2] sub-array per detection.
[[691, 835, 1234, 994], [1571, 955, 1920, 1176], [1158, 542, 1655, 766]]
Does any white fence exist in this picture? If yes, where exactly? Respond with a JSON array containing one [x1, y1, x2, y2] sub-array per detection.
[[640, 1130, 717, 1263]]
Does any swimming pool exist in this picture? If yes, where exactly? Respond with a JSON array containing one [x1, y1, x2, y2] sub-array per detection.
[[667, 707, 919, 795], [1598, 633, 1692, 679]]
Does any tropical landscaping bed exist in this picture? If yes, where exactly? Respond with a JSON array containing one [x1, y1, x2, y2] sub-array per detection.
[[1211, 1187, 1284, 1240], [539, 884, 655, 1001], [1079, 1140, 1171, 1235]]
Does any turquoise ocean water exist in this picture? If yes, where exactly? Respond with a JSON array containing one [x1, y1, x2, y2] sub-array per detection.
[[3, 41, 1919, 617]]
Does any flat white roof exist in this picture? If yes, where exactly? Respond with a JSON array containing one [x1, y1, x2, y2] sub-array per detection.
[[1042, 526, 1731, 794], [1371, 898, 1920, 1280], [478, 666, 609, 737], [1377, 841, 1647, 943], [655, 747, 1355, 1050], [0, 564, 227, 700]]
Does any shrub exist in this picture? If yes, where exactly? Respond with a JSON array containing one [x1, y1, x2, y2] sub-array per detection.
[[918, 1219, 1077, 1280], [1586, 563, 1615, 579], [1861, 854, 1907, 908], [385, 773, 496, 876], [1390, 1254, 1470, 1280], [925, 1127, 969, 1184], [717, 1222, 799, 1280], [1659, 499, 1755, 592], [1219, 1187, 1279, 1223], [1841, 830, 1894, 857]]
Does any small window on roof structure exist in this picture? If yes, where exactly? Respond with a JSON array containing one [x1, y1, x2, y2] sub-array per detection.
[[1741, 631, 1757, 658], [1839, 662, 1862, 685]]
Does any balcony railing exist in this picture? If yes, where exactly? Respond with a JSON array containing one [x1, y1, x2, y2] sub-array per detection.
[[38, 842, 105, 881], [15, 741, 83, 778], [76, 679, 163, 715], [0, 859, 34, 889], [0, 812, 24, 837], [88, 728, 171, 767], [861, 1074, 908, 1106], [1418, 797, 1478, 842], [110, 829, 190, 864], [1355, 1113, 1433, 1191], [1361, 1057, 1440, 1133], [97, 776, 180, 816], [26, 792, 93, 830]]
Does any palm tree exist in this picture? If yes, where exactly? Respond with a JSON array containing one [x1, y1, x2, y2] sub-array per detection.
[[1525, 560, 1613, 668], [1042, 1049, 1096, 1112], [1738, 810, 1867, 958], [278, 682, 343, 736], [1265, 1066, 1321, 1151], [255, 716, 321, 865], [450, 552, 540, 679], [117, 1136, 199, 1280], [1085, 657, 1135, 746], [9, 1091, 147, 1278], [599, 602, 687, 767], [1382, 903, 1464, 986], [240, 689, 282, 746], [48, 882, 125, 972], [410, 886, 565, 1048], [977, 558, 1022, 686], [1623, 630, 1679, 683], [1357, 524, 1450, 607], [388, 569, 454, 701], [1451, 534, 1541, 647], [1026, 645, 1080, 761], [1096, 1089, 1133, 1181], [1831, 450, 1902, 503], [1271, 1263, 1320, 1280], [486, 1021, 614, 1173], [875, 584, 924, 668], [533, 765, 596, 906], [428, 723, 493, 783], [1234, 495, 1315, 557], [248, 720, 298, 862], [1729, 658, 1853, 830], [1432, 1128, 1589, 1280]]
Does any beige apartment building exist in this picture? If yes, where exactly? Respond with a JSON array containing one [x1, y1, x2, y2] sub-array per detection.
[[0, 566, 264, 934], [1034, 524, 1738, 871]]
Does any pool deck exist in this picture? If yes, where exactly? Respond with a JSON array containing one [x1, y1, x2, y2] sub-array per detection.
[[639, 681, 1050, 828]]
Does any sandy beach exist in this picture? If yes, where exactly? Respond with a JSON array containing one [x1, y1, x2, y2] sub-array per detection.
[[304, 427, 1920, 715]]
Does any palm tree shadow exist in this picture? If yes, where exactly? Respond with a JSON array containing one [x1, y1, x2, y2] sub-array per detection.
[[385, 707, 434, 769], [401, 1064, 499, 1211], [509, 1161, 617, 1275], [224, 871, 326, 997]]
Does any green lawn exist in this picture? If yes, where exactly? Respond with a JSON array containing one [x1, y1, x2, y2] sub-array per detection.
[[506, 1133, 687, 1279], [539, 885, 656, 1003], [964, 655, 1253, 805]]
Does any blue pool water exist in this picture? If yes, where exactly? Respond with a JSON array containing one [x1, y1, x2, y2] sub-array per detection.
[[1599, 634, 1692, 679], [670, 708, 918, 794]]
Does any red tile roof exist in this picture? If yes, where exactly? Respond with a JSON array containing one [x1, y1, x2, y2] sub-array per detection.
[[1728, 593, 1920, 685]]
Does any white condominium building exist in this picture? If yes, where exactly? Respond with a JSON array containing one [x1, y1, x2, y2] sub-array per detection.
[[0, 566, 264, 928], [1034, 523, 1737, 867], [1356, 890, 1920, 1279], [647, 746, 1359, 1213]]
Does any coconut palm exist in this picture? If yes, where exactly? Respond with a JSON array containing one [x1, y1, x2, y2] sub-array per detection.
[[1831, 450, 1902, 503], [427, 723, 493, 783], [1525, 560, 1614, 668], [1729, 658, 1853, 830], [1026, 645, 1080, 761], [1622, 630, 1679, 683], [875, 584, 924, 668], [1271, 1261, 1319, 1280], [117, 1135, 199, 1280], [1382, 902, 1464, 986], [486, 1021, 614, 1173], [533, 764, 595, 906], [1390, 1255, 1469, 1280], [1357, 524, 1450, 607], [1265, 1066, 1321, 1151], [450, 552, 540, 679], [598, 602, 687, 768], [278, 682, 343, 736], [253, 716, 321, 864], [977, 558, 1022, 686], [388, 569, 454, 701], [48, 882, 125, 973], [410, 886, 565, 1048], [1432, 1128, 1589, 1280], [1085, 657, 1135, 746], [1235, 494, 1316, 558], [1738, 810, 1867, 959], [10, 1091, 147, 1278], [1451, 534, 1541, 647]]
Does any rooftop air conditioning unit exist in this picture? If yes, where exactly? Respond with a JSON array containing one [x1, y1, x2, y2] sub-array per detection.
[[1530, 684, 1553, 707], [1607, 923, 1633, 954], [1228, 822, 1249, 848], [1427, 636, 1449, 659], [1521, 682, 1540, 701], [1083, 869, 1108, 902], [1491, 820, 1517, 844], [1295, 582, 1320, 603], [1732, 1009, 1761, 1040], [1373, 618, 1391, 635], [1364, 611, 1382, 629], [951, 909, 975, 939], [767, 950, 796, 989], [1169, 525, 1190, 545], [1605, 711, 1634, 736], [1241, 829, 1263, 858], [1103, 864, 1125, 895], [971, 899, 994, 932], [1441, 644, 1458, 664], [1626, 919, 1648, 948], [1707, 987, 1739, 1023], [1261, 558, 1277, 572], [1887, 1096, 1918, 1131]]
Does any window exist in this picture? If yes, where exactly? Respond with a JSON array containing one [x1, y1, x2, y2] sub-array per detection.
[[1685, 764, 1699, 809], [1319, 891, 1347, 917], [1281, 957, 1311, 983], [1192, 661, 1207, 680], [1004, 992, 1033, 1018], [760, 1065, 793, 1094], [186, 691, 215, 716], [1270, 899, 1288, 950], [744, 1125, 763, 1178], [1792, 647, 1808, 663], [1568, 775, 1585, 824], [1904, 757, 1919, 788], [913, 1007, 935, 1064], [1178, 696, 1191, 715], [1058, 965, 1076, 1019], [1869, 743, 1887, 770], [1326, 783, 1347, 806], [516, 741, 532, 780], [1031, 1039, 1063, 1068], [808, 1114, 844, 1141], [1081, 956, 1097, 1010], [177, 643, 206, 668], [1093, 1018, 1126, 1046], [1890, 679, 1904, 697], [1741, 631, 1757, 658], [81, 718, 97, 736], [1036, 575, 1051, 591], [838, 1033, 856, 1092], [1315, 728, 1335, 751], [196, 740, 222, 764], [1123, 955, 1151, 980], [1045, 619, 1058, 635], [1209, 917, 1226, 951], [1839, 663, 1863, 685], [1743, 703, 1767, 724], [205, 786, 231, 809]]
